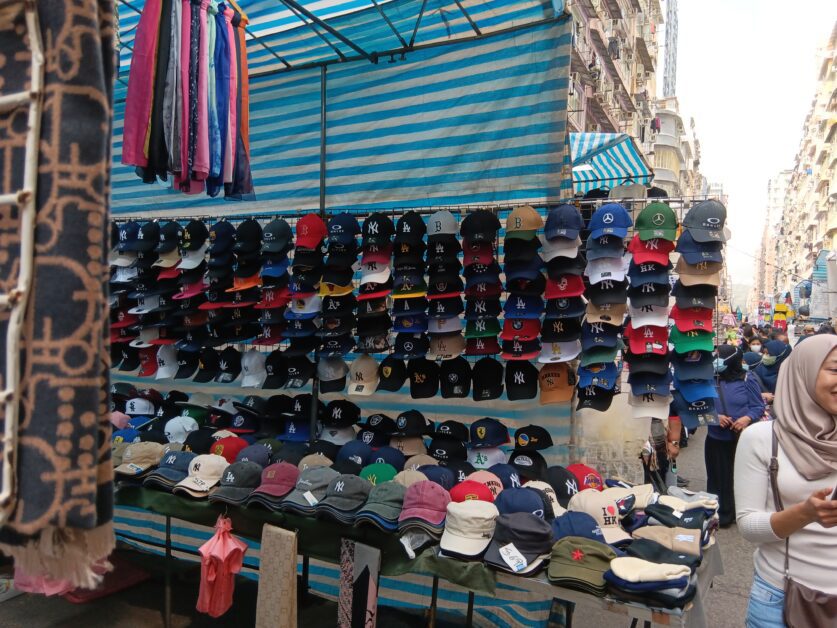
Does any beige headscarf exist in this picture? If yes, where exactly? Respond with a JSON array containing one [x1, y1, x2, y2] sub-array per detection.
[[773, 334, 837, 480]]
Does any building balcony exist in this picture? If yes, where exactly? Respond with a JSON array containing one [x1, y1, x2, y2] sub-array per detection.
[[635, 36, 655, 71]]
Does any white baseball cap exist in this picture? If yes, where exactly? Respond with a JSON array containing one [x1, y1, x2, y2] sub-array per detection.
[[177, 242, 209, 270], [128, 294, 165, 315], [427, 210, 458, 237], [628, 393, 671, 420], [241, 349, 267, 388], [360, 261, 391, 285], [124, 397, 156, 417], [320, 426, 356, 446], [155, 345, 178, 380], [585, 254, 629, 284], [111, 251, 138, 268], [129, 327, 163, 348], [628, 304, 670, 328], [348, 355, 379, 396], [538, 340, 581, 363], [467, 446, 507, 470], [173, 454, 229, 497], [164, 415, 200, 443], [112, 266, 139, 282], [540, 235, 581, 261]]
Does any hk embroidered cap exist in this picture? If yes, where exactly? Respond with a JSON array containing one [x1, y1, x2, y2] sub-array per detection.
[[567, 489, 631, 544]]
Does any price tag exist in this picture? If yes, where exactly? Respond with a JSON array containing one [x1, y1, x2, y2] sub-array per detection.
[[127, 463, 144, 474], [672, 509, 683, 519], [498, 543, 528, 573], [303, 491, 318, 506], [675, 534, 695, 543]]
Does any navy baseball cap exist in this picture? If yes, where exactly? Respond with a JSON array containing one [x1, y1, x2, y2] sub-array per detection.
[[672, 376, 718, 403], [419, 465, 456, 491], [236, 444, 272, 467], [465, 298, 502, 321], [393, 333, 430, 359], [627, 260, 672, 286], [369, 445, 406, 471], [356, 428, 389, 448], [494, 486, 549, 518], [328, 213, 361, 246], [280, 417, 313, 442], [503, 294, 544, 320], [504, 258, 544, 282], [671, 390, 718, 429], [672, 350, 714, 380], [469, 417, 509, 449], [393, 315, 428, 333], [585, 234, 625, 261], [544, 296, 586, 319], [551, 511, 606, 542], [586, 279, 629, 306], [335, 440, 373, 468], [208, 221, 236, 254], [588, 203, 632, 240], [577, 363, 618, 390], [675, 229, 724, 264], [580, 322, 620, 351], [488, 463, 523, 489], [545, 204, 583, 240], [627, 370, 672, 396]]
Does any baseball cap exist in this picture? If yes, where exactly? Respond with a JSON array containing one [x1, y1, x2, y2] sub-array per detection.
[[566, 463, 604, 491], [235, 444, 272, 467], [627, 234, 675, 265], [249, 462, 300, 502], [588, 203, 632, 240], [114, 442, 166, 476], [369, 446, 407, 471], [508, 450, 548, 482], [672, 280, 717, 310], [465, 317, 501, 339], [585, 302, 627, 326], [407, 358, 439, 398], [359, 463, 398, 486], [669, 327, 714, 353], [164, 416, 200, 443], [211, 435, 250, 462], [501, 339, 541, 362], [505, 205, 543, 239], [627, 303, 669, 328], [625, 322, 668, 355], [439, 500, 500, 559], [173, 454, 229, 498], [466, 470, 504, 498], [460, 209, 501, 243], [675, 258, 722, 287], [142, 450, 197, 488], [627, 370, 673, 397], [585, 234, 625, 261], [467, 447, 507, 470], [675, 229, 724, 264], [682, 199, 727, 242], [542, 236, 582, 263], [513, 425, 554, 451], [389, 435, 427, 457], [427, 333, 465, 360], [580, 321, 620, 351], [439, 357, 472, 398], [628, 391, 672, 419], [471, 357, 504, 401], [544, 296, 586, 319], [295, 215, 327, 250], [626, 282, 669, 308], [326, 213, 360, 246], [505, 360, 539, 400], [544, 204, 583, 240], [547, 466, 580, 507], [282, 466, 340, 514], [545, 275, 585, 299], [538, 340, 582, 364], [362, 213, 395, 246], [464, 297, 501, 321], [586, 255, 629, 285], [483, 512, 554, 575], [465, 336, 501, 357], [672, 375, 717, 403], [399, 480, 451, 529], [670, 305, 713, 332], [635, 202, 677, 241], [348, 354, 379, 395], [568, 489, 631, 544], [628, 259, 672, 286], [354, 481, 406, 530], [672, 350, 714, 381], [540, 317, 581, 343], [209, 461, 263, 505], [418, 465, 456, 491], [586, 279, 628, 306], [503, 294, 544, 320], [538, 362, 576, 404], [394, 210, 426, 244], [426, 210, 458, 240], [427, 437, 467, 464], [494, 486, 550, 519], [470, 417, 509, 449]]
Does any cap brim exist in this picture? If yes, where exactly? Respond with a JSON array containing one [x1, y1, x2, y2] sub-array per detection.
[[483, 541, 548, 574], [143, 468, 189, 484], [209, 487, 255, 504], [600, 526, 631, 544], [347, 382, 377, 396], [439, 529, 493, 557], [686, 228, 727, 243], [638, 229, 677, 242], [174, 476, 220, 496], [114, 462, 155, 476], [399, 507, 446, 526]]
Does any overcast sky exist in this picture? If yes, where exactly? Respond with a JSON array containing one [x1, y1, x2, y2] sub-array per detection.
[[674, 0, 836, 285]]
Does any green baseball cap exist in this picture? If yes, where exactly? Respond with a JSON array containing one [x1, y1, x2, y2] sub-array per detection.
[[635, 202, 678, 242], [177, 404, 210, 425], [359, 462, 398, 486], [579, 338, 625, 367], [464, 318, 501, 339], [356, 480, 405, 521], [547, 536, 617, 594], [669, 327, 714, 353]]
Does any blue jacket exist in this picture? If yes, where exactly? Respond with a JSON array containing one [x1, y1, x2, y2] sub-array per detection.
[[709, 375, 765, 441]]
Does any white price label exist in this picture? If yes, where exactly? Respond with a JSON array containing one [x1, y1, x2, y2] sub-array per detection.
[[674, 534, 695, 543], [499, 543, 528, 573], [303, 491, 319, 506], [672, 509, 683, 519]]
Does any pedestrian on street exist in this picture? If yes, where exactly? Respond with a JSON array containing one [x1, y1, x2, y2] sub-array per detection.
[[794, 323, 816, 346], [754, 340, 792, 397], [734, 335, 837, 628], [707, 345, 765, 527]]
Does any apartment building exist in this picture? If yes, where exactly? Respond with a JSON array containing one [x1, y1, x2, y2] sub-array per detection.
[[773, 24, 836, 300]]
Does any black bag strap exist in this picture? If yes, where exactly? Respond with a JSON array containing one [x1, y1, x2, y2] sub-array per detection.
[[769, 425, 791, 578]]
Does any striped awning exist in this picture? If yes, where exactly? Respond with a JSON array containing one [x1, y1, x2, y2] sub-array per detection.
[[569, 132, 653, 194]]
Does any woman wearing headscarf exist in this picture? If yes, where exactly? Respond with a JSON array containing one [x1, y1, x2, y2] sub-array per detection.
[[735, 335, 837, 627], [707, 345, 766, 527], [755, 340, 792, 404]]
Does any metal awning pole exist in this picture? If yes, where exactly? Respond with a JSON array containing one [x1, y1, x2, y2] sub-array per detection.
[[370, 0, 408, 49], [279, 0, 347, 61], [452, 0, 482, 36], [278, 0, 373, 61], [409, 0, 429, 48]]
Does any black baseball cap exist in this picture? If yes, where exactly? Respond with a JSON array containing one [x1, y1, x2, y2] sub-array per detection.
[[434, 420, 469, 442], [587, 279, 629, 306], [407, 358, 439, 399], [540, 317, 582, 343], [323, 399, 361, 428], [327, 213, 361, 246], [672, 280, 717, 310], [174, 350, 200, 380], [181, 219, 209, 251], [460, 209, 501, 242], [321, 294, 357, 317], [546, 254, 586, 279], [393, 241, 426, 267], [183, 428, 216, 454], [391, 296, 428, 316], [232, 219, 263, 254], [503, 237, 541, 264], [394, 409, 432, 437], [508, 449, 548, 481], [356, 296, 389, 318], [262, 351, 288, 389], [439, 356, 472, 398], [575, 386, 616, 412], [377, 355, 407, 392], [546, 466, 579, 507], [117, 345, 141, 372], [471, 357, 504, 401], [215, 347, 243, 383], [322, 266, 354, 286], [356, 313, 392, 338], [262, 218, 293, 254], [469, 417, 510, 448], [395, 211, 426, 245], [319, 334, 354, 357], [464, 297, 501, 321], [505, 360, 539, 400], [627, 283, 670, 308], [393, 333, 430, 359], [208, 221, 236, 254], [514, 425, 554, 451], [428, 436, 467, 463], [363, 413, 397, 435], [156, 220, 183, 253], [623, 349, 671, 375], [428, 296, 464, 320], [284, 356, 315, 388], [544, 296, 586, 319], [426, 238, 462, 263], [362, 213, 395, 246]]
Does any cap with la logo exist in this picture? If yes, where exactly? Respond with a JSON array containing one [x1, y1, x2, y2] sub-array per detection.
[[505, 360, 539, 400], [625, 322, 669, 356], [503, 294, 545, 320], [501, 339, 541, 361], [209, 461, 263, 505], [394, 211, 426, 245], [538, 362, 576, 404], [635, 202, 678, 241], [505, 205, 543, 240], [427, 333, 465, 360], [173, 453, 229, 498]]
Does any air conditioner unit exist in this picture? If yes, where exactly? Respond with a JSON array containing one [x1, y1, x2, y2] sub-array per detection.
[[644, 70, 652, 78]]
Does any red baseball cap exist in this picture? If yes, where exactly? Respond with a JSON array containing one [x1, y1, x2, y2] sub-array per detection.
[[545, 274, 585, 299], [670, 305, 714, 332], [462, 240, 495, 266], [449, 479, 495, 503], [157, 266, 180, 280], [626, 234, 674, 265], [625, 322, 669, 355], [111, 310, 139, 329], [254, 286, 292, 310], [566, 463, 603, 491], [211, 436, 249, 463], [295, 215, 327, 250], [465, 337, 500, 356], [464, 281, 502, 299], [361, 243, 393, 265], [173, 280, 205, 300], [499, 318, 541, 341], [138, 347, 159, 377]]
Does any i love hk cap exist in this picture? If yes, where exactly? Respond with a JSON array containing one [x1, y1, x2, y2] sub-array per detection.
[[635, 202, 678, 241], [588, 203, 632, 240], [568, 489, 631, 544]]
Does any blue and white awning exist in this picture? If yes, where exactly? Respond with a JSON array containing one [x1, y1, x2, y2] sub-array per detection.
[[569, 132, 653, 194]]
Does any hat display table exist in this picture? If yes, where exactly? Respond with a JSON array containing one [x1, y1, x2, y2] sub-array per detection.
[[115, 486, 722, 627]]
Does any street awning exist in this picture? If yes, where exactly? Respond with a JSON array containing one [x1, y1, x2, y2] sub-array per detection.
[[569, 132, 653, 194]]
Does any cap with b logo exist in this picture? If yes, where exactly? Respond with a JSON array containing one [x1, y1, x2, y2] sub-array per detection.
[[427, 210, 458, 240], [173, 453, 229, 498], [505, 205, 543, 240], [439, 500, 500, 559]]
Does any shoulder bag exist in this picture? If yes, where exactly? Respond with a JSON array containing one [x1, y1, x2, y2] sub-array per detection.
[[769, 427, 837, 627]]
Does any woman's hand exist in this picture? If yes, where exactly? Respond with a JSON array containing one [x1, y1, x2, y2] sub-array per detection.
[[666, 440, 680, 460], [718, 414, 733, 428], [762, 392, 774, 404], [802, 488, 837, 528], [731, 416, 752, 433]]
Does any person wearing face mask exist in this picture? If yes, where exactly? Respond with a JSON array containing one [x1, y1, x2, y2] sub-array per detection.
[[707, 345, 766, 527], [755, 340, 792, 400], [735, 335, 837, 628]]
